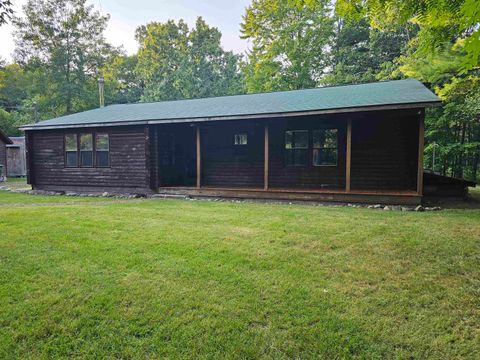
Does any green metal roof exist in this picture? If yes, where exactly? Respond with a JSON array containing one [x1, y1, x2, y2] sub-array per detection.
[[21, 79, 440, 130]]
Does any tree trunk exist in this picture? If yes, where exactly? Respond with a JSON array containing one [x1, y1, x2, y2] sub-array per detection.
[[473, 152, 479, 182], [457, 122, 467, 178]]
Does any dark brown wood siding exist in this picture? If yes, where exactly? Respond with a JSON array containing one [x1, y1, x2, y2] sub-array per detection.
[[26, 108, 422, 195], [269, 116, 347, 190], [30, 126, 150, 191], [148, 125, 159, 189], [0, 139, 6, 175], [350, 110, 420, 191], [202, 121, 264, 188]]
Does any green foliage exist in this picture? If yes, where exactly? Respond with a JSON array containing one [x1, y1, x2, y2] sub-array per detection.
[[0, 63, 28, 111], [0, 0, 13, 25], [136, 17, 244, 102], [241, 0, 334, 92], [13, 0, 119, 115], [397, 39, 479, 181], [324, 18, 416, 85], [101, 55, 143, 104], [336, 0, 480, 73], [0, 108, 30, 136], [334, 1, 479, 181]]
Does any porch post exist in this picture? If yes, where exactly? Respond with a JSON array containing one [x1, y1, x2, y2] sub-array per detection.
[[417, 116, 425, 195], [345, 118, 352, 193], [196, 126, 201, 189], [264, 123, 269, 190]]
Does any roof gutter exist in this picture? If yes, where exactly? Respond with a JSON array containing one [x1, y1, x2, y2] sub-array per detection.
[[19, 101, 441, 131]]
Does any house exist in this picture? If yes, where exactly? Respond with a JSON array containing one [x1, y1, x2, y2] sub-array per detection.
[[20, 79, 444, 204], [0, 129, 13, 181], [6, 136, 27, 177]]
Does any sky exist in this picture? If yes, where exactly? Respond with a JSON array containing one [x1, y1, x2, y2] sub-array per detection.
[[0, 0, 252, 61]]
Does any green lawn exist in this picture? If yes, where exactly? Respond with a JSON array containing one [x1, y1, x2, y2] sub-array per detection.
[[0, 190, 479, 359]]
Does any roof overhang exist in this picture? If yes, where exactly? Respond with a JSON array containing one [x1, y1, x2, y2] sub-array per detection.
[[20, 101, 441, 131]]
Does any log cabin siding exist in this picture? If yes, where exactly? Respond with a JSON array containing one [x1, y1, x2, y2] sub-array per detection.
[[202, 122, 264, 188], [269, 117, 347, 189], [0, 139, 6, 173], [25, 108, 425, 202], [30, 126, 150, 191], [148, 125, 159, 189], [350, 111, 420, 191]]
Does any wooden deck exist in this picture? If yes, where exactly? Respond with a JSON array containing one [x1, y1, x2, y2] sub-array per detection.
[[158, 186, 421, 205]]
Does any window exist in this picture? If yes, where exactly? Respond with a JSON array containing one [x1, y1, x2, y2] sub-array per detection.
[[65, 133, 110, 168], [285, 130, 308, 166], [65, 134, 78, 167], [80, 133, 93, 167], [234, 133, 248, 145], [95, 134, 110, 167], [312, 129, 338, 166]]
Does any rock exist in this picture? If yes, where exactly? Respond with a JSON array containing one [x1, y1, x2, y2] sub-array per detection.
[[383, 206, 391, 211], [151, 194, 186, 199], [373, 204, 383, 209], [102, 192, 109, 197], [425, 206, 442, 211], [414, 205, 424, 212], [401, 207, 413, 211]]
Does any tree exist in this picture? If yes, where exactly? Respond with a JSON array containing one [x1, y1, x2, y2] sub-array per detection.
[[136, 17, 244, 102], [0, 63, 29, 111], [324, 17, 416, 85], [13, 0, 119, 116], [0, 107, 30, 136], [398, 41, 480, 181], [101, 55, 143, 104], [335, 1, 479, 181], [336, 0, 480, 72], [241, 0, 334, 92], [0, 0, 13, 26]]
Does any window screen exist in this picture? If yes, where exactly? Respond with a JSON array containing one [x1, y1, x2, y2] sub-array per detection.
[[65, 134, 78, 167], [95, 134, 110, 167], [285, 130, 308, 166], [312, 129, 338, 166], [80, 133, 93, 167], [234, 133, 248, 145]]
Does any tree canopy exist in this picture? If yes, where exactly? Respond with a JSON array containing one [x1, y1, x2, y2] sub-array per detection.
[[0, 0, 13, 26], [336, 0, 480, 73], [136, 17, 244, 102], [241, 0, 333, 92], [13, 0, 118, 116]]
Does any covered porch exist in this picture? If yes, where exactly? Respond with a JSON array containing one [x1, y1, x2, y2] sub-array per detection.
[[148, 108, 425, 205]]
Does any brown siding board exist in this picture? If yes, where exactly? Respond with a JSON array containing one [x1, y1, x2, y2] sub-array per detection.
[[27, 108, 422, 197], [31, 126, 149, 191], [0, 139, 6, 180], [202, 121, 264, 188], [269, 116, 347, 190], [350, 111, 419, 191]]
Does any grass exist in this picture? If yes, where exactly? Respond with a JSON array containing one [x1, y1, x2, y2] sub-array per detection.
[[0, 189, 479, 359]]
